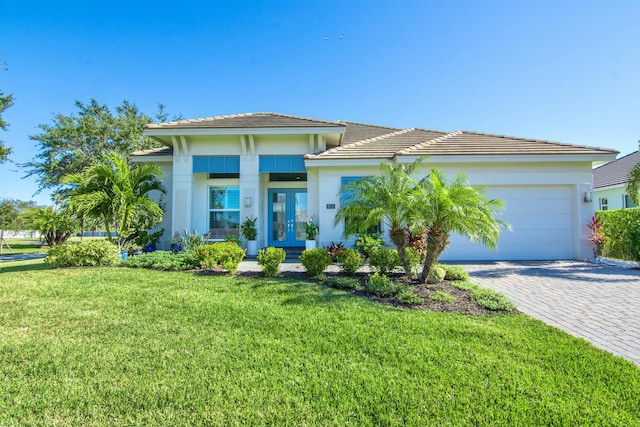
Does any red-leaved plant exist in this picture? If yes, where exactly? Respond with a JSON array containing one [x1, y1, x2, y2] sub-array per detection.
[[587, 216, 605, 258]]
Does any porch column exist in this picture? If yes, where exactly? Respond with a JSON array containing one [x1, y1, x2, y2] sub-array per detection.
[[172, 155, 193, 236], [240, 154, 261, 246]]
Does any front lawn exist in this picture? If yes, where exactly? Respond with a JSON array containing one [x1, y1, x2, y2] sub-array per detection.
[[0, 238, 46, 255], [1, 266, 638, 426]]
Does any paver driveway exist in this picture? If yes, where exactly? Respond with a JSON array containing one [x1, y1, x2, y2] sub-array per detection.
[[462, 261, 640, 367]]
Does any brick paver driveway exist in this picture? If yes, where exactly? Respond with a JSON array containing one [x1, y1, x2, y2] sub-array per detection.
[[461, 261, 640, 367]]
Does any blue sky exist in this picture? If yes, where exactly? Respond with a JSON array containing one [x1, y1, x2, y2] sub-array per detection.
[[1, 0, 639, 205]]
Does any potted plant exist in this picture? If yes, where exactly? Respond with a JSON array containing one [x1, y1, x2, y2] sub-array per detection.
[[304, 217, 319, 250], [241, 216, 258, 256]]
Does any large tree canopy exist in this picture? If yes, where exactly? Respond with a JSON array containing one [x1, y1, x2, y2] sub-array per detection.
[[0, 90, 14, 163], [23, 99, 163, 191], [626, 162, 640, 205]]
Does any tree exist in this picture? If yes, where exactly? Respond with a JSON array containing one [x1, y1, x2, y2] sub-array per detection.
[[626, 162, 640, 205], [23, 99, 163, 191], [415, 169, 509, 283], [20, 206, 77, 247], [335, 161, 422, 275], [0, 90, 14, 163], [0, 199, 20, 253], [63, 151, 165, 250]]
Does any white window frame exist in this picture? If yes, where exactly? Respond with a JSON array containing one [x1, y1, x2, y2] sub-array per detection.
[[599, 197, 608, 210], [208, 186, 240, 240]]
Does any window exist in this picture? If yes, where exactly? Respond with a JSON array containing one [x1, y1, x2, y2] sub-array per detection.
[[599, 197, 608, 211], [209, 186, 240, 240], [623, 194, 637, 209]]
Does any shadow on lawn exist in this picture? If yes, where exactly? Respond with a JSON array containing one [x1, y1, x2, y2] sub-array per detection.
[[0, 262, 50, 273]]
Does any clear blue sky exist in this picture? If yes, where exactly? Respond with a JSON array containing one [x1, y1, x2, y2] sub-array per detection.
[[1, 0, 639, 205]]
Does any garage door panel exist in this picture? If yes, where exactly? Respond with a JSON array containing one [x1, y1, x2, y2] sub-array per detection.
[[441, 185, 574, 261]]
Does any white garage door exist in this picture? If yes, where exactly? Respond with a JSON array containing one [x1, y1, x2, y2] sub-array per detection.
[[440, 185, 574, 261]]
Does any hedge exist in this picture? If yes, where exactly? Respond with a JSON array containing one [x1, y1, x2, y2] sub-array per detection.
[[596, 209, 640, 261]]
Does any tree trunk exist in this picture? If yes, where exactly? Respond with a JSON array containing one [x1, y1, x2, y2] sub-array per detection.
[[420, 228, 450, 283], [390, 227, 412, 277]]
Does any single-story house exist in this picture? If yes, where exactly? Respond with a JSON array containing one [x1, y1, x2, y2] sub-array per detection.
[[593, 149, 640, 210], [132, 112, 617, 260]]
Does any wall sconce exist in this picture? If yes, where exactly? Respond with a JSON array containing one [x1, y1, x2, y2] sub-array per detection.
[[584, 191, 593, 203], [244, 196, 252, 208]]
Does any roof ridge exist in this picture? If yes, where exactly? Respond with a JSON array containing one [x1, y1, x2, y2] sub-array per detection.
[[397, 130, 462, 155], [338, 120, 402, 131], [307, 128, 415, 159]]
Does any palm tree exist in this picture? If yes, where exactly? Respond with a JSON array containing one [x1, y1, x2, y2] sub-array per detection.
[[63, 151, 165, 250], [335, 161, 421, 275], [415, 169, 509, 283], [626, 162, 640, 205]]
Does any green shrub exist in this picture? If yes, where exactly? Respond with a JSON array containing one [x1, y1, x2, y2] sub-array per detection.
[[257, 247, 286, 277], [195, 242, 246, 274], [427, 266, 446, 284], [439, 264, 469, 281], [429, 290, 456, 303], [365, 272, 401, 297], [45, 240, 121, 268], [369, 248, 401, 274], [299, 248, 332, 276], [171, 229, 209, 252], [471, 288, 515, 311], [326, 277, 361, 290], [353, 234, 384, 260], [450, 280, 479, 292], [335, 248, 364, 275], [396, 286, 424, 304], [123, 251, 199, 271], [597, 209, 640, 261]]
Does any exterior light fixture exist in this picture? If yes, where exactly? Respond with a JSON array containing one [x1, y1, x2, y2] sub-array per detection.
[[244, 196, 252, 208], [584, 191, 593, 203]]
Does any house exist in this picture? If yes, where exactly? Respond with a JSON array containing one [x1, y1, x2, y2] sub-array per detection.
[[132, 112, 617, 260], [593, 149, 640, 211]]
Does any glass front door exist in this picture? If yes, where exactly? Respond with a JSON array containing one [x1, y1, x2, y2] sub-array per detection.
[[268, 189, 308, 247]]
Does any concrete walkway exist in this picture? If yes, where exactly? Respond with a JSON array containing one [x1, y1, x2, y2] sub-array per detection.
[[462, 261, 640, 367]]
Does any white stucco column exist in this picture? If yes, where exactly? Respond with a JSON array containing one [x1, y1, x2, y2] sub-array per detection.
[[172, 155, 193, 236], [240, 154, 260, 245], [575, 181, 595, 260]]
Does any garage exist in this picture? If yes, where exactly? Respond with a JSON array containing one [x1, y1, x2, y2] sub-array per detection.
[[441, 185, 575, 261]]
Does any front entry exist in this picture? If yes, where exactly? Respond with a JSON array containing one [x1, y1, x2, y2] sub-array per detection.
[[268, 189, 308, 247]]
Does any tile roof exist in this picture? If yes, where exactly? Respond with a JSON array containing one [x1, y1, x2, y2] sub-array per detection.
[[131, 146, 173, 156], [306, 128, 616, 160], [339, 121, 403, 143], [593, 150, 640, 189], [145, 112, 345, 130]]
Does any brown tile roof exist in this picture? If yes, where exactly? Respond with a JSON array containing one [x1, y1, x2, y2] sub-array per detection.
[[145, 112, 345, 130], [307, 128, 616, 160], [593, 150, 640, 189], [307, 128, 448, 159], [131, 146, 173, 156], [339, 121, 402, 143], [397, 130, 617, 156]]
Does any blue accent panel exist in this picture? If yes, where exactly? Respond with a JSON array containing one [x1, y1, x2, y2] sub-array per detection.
[[259, 155, 306, 173], [341, 176, 363, 205], [192, 156, 240, 173]]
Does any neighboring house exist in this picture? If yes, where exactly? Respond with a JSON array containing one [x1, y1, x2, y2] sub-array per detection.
[[133, 112, 617, 261], [593, 150, 640, 211]]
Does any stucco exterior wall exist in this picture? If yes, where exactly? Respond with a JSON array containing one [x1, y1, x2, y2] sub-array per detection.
[[594, 185, 628, 210]]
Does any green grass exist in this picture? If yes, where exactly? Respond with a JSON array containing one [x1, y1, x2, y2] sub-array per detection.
[[0, 238, 47, 255], [0, 266, 639, 426]]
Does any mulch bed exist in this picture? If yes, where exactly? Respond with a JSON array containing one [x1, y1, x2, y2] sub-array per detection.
[[230, 270, 509, 316]]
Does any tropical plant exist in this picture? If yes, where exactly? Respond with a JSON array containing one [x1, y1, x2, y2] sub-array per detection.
[[587, 216, 605, 258], [353, 233, 384, 261], [335, 161, 422, 275], [0, 90, 14, 163], [414, 169, 509, 283], [63, 151, 165, 250], [304, 216, 319, 240], [21, 206, 78, 247], [626, 162, 640, 205], [240, 216, 258, 240]]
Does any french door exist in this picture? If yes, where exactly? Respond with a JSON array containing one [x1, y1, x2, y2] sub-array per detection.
[[268, 189, 308, 247]]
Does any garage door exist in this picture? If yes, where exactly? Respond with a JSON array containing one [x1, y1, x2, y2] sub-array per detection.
[[440, 185, 574, 261]]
